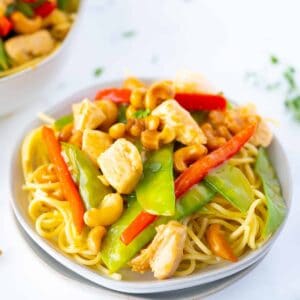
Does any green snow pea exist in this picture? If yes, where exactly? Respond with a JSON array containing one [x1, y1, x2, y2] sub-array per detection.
[[57, 0, 79, 12], [205, 164, 253, 212], [136, 144, 175, 216], [101, 200, 168, 273], [0, 39, 9, 71], [62, 143, 111, 209], [54, 114, 73, 131], [101, 183, 215, 272], [174, 183, 216, 220], [255, 147, 286, 237]]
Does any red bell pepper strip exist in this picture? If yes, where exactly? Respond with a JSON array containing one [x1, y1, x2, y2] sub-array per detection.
[[120, 211, 157, 245], [42, 126, 85, 233], [175, 93, 227, 111], [35, 1, 56, 18], [0, 16, 13, 37], [95, 88, 227, 111], [120, 122, 257, 245], [95, 88, 131, 103]]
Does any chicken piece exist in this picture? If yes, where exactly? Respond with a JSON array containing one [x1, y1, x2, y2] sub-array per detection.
[[130, 221, 187, 279], [82, 129, 112, 164], [152, 100, 207, 145], [98, 138, 143, 194], [72, 98, 106, 132], [4, 30, 55, 65], [250, 120, 273, 147]]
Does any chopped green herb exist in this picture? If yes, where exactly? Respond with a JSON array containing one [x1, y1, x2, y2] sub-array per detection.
[[133, 108, 150, 119], [270, 55, 279, 65], [5, 3, 15, 16], [122, 30, 136, 38], [266, 82, 281, 91], [283, 66, 296, 91], [94, 67, 104, 77], [117, 104, 128, 123]]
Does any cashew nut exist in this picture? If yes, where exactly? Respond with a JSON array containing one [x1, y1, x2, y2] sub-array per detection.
[[84, 193, 123, 227], [87, 226, 106, 254], [174, 144, 207, 172], [11, 12, 42, 34], [145, 81, 175, 110]]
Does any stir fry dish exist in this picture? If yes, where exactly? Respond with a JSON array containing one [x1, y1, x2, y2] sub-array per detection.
[[0, 0, 78, 77], [21, 76, 286, 280]]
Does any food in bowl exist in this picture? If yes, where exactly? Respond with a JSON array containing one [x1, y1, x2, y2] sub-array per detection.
[[0, 0, 79, 78], [21, 75, 286, 280]]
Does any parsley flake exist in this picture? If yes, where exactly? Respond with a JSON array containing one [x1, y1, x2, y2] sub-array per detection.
[[94, 67, 104, 77], [133, 108, 150, 119]]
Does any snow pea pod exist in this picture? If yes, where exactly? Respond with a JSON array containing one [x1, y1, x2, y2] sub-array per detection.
[[0, 39, 9, 71], [62, 143, 111, 209], [174, 183, 216, 220], [101, 200, 168, 273], [205, 164, 253, 212], [255, 147, 286, 237], [54, 114, 73, 131], [136, 144, 175, 216], [101, 183, 215, 272]]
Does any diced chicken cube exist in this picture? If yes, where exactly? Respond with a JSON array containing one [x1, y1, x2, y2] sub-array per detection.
[[72, 98, 106, 131], [98, 138, 143, 194], [82, 129, 112, 164], [250, 120, 273, 147], [5, 30, 54, 65], [152, 100, 207, 145], [130, 221, 187, 279]]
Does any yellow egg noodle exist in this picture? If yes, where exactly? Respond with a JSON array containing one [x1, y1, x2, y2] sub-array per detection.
[[22, 129, 268, 279]]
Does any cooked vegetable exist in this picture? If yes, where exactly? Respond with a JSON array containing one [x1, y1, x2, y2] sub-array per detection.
[[0, 38, 10, 70], [174, 183, 216, 220], [16, 2, 34, 18], [102, 200, 167, 273], [106, 183, 215, 268], [57, 0, 79, 12], [62, 143, 112, 210], [121, 122, 257, 245], [205, 164, 253, 212], [255, 147, 286, 236], [0, 16, 13, 37], [175, 122, 257, 198], [54, 114, 73, 131], [34, 1, 56, 18], [42, 127, 85, 233], [206, 224, 238, 262], [95, 88, 131, 103], [136, 144, 175, 216], [174, 93, 227, 111]]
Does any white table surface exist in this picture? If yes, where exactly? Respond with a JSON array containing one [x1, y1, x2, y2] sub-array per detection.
[[1, 0, 300, 299]]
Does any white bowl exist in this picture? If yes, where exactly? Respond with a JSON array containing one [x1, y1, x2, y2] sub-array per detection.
[[0, 0, 86, 117], [9, 79, 293, 294]]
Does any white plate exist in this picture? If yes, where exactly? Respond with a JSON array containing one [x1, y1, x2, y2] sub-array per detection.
[[9, 79, 293, 294], [14, 214, 267, 300]]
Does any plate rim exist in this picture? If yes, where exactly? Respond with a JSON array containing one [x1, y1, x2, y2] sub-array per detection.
[[9, 78, 293, 294]]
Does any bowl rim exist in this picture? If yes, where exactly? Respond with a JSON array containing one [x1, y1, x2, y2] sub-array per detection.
[[0, 0, 86, 83], [9, 78, 293, 294]]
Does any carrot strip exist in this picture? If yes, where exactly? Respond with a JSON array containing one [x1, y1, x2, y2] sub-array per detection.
[[206, 224, 238, 262], [42, 126, 85, 233]]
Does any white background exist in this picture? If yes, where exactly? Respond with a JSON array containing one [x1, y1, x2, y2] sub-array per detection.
[[1, 0, 300, 299]]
